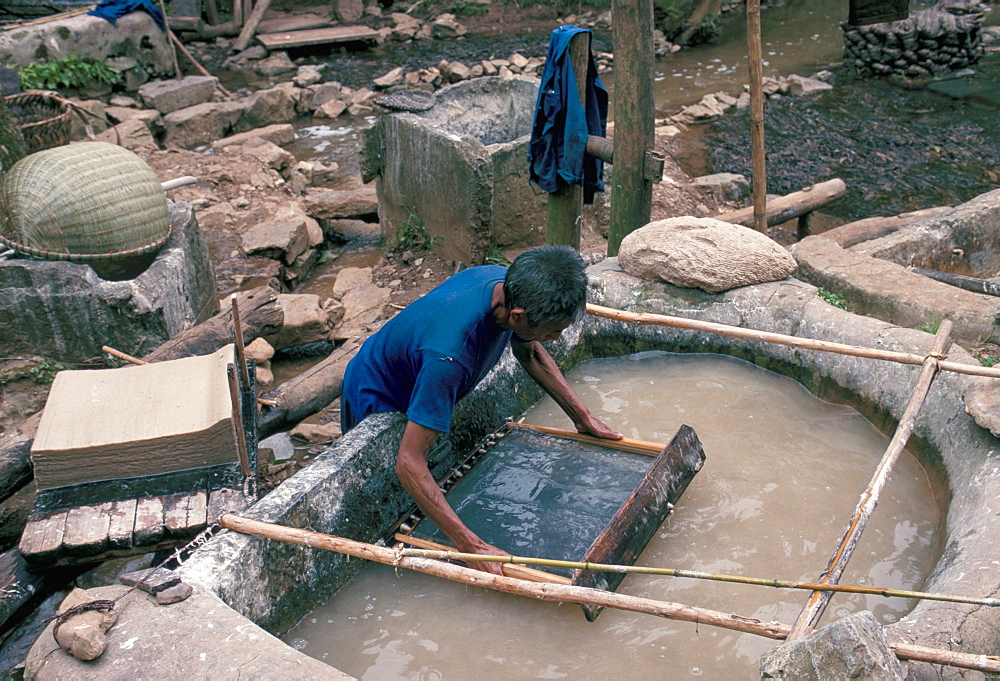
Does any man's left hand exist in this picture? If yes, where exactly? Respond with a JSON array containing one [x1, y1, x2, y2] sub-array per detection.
[[575, 414, 623, 441]]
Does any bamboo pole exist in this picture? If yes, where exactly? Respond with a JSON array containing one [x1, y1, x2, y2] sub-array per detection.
[[157, 0, 182, 78], [787, 321, 952, 640], [586, 303, 1000, 380], [515, 422, 664, 457], [394, 546, 999, 609], [746, 0, 767, 233], [226, 365, 252, 478], [168, 31, 234, 98], [230, 294, 251, 392], [393, 534, 572, 585], [219, 514, 1000, 674]]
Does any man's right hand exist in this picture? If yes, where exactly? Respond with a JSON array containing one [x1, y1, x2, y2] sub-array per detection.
[[457, 538, 511, 576]]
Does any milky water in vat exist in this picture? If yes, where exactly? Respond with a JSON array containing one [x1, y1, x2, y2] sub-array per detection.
[[284, 352, 942, 679]]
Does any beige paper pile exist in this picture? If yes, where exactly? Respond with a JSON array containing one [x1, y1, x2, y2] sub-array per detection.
[[31, 345, 239, 490]]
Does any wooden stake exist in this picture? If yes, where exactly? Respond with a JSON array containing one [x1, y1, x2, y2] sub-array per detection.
[[157, 0, 183, 78], [102, 345, 146, 367], [230, 294, 251, 392], [232, 0, 273, 53], [168, 30, 234, 98], [219, 514, 1000, 674], [545, 30, 589, 249], [787, 321, 953, 640], [586, 303, 1000, 380], [746, 0, 767, 233], [226, 365, 252, 478], [515, 422, 665, 457]]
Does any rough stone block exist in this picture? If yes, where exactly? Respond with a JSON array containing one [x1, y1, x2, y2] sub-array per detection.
[[139, 75, 218, 114]]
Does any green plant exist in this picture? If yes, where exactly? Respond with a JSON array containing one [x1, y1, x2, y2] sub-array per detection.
[[978, 353, 1000, 368], [19, 54, 122, 91], [448, 0, 488, 15], [484, 244, 510, 266], [918, 317, 941, 334], [27, 361, 65, 385], [817, 287, 848, 311], [389, 207, 441, 252]]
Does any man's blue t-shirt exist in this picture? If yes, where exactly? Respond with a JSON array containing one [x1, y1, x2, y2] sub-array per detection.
[[342, 265, 512, 433]]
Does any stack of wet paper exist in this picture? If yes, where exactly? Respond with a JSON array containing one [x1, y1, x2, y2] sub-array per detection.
[[30, 345, 239, 490]]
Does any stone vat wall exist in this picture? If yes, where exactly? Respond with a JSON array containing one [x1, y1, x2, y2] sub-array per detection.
[[842, 1, 987, 78]]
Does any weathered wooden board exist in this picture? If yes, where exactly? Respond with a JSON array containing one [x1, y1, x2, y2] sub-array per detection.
[[257, 12, 331, 34], [164, 490, 208, 538], [256, 25, 379, 50], [108, 498, 137, 551], [62, 502, 113, 557], [572, 424, 705, 621], [18, 509, 67, 565], [207, 487, 247, 522]]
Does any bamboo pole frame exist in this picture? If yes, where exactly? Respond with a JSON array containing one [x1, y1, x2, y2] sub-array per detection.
[[514, 422, 666, 456], [787, 321, 953, 639], [220, 514, 1000, 674], [586, 303, 1000, 379]]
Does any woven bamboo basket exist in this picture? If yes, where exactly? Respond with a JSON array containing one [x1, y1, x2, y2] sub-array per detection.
[[0, 142, 170, 262], [4, 91, 73, 154]]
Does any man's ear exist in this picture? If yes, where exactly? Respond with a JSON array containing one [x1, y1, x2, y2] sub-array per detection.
[[508, 308, 528, 324]]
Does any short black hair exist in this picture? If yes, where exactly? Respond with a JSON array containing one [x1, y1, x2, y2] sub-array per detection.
[[504, 245, 587, 327]]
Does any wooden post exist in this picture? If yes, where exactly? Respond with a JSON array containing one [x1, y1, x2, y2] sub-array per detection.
[[545, 31, 590, 249], [746, 0, 767, 233], [226, 365, 252, 479], [786, 321, 953, 640], [608, 0, 655, 255], [232, 0, 273, 53]]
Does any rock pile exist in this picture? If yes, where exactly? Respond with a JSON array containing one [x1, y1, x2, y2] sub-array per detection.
[[842, 1, 988, 78]]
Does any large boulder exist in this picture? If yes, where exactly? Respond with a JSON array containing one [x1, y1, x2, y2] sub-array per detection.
[[618, 216, 797, 293]]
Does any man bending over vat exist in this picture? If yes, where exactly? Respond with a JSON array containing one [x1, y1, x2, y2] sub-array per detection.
[[341, 245, 622, 574]]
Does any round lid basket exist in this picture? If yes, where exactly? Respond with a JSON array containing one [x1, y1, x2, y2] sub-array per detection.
[[0, 142, 170, 262]]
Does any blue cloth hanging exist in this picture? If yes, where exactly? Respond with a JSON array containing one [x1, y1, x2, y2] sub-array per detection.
[[88, 0, 166, 32], [527, 25, 609, 204]]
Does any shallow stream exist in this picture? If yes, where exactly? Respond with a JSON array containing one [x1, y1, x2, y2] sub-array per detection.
[[283, 352, 942, 679]]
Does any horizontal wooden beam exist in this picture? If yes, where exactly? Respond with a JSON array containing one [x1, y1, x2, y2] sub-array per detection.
[[716, 178, 847, 228]]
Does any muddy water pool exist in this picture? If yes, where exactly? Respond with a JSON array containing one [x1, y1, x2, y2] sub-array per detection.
[[283, 351, 942, 679]]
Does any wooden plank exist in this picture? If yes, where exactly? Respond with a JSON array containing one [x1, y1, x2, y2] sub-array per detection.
[[207, 487, 247, 522], [256, 25, 379, 50], [257, 12, 331, 34], [108, 498, 137, 551], [134, 496, 165, 546], [714, 178, 847, 230], [164, 490, 208, 537], [572, 424, 705, 621], [18, 509, 68, 566], [62, 502, 113, 557]]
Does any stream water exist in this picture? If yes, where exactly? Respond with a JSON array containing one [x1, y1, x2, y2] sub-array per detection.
[[283, 352, 942, 679]]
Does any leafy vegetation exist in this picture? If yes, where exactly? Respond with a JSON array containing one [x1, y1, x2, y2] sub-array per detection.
[[484, 244, 510, 266], [448, 1, 488, 16], [19, 54, 121, 91], [0, 360, 65, 386], [389, 207, 441, 252], [918, 317, 942, 334], [817, 287, 848, 311], [978, 353, 1000, 368]]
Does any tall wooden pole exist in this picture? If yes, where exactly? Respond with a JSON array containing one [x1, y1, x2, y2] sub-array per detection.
[[787, 321, 953, 640], [608, 0, 655, 255], [746, 0, 768, 233], [546, 31, 590, 249]]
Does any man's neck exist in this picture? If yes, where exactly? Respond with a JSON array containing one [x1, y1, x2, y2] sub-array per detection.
[[491, 282, 509, 329]]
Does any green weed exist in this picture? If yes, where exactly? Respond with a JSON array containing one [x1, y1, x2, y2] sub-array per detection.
[[484, 244, 510, 266], [389, 207, 441, 252], [28, 361, 65, 385], [448, 1, 488, 16], [817, 287, 848, 311], [918, 317, 942, 334], [20, 54, 121, 91]]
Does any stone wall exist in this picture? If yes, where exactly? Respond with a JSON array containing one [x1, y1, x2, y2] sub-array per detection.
[[0, 201, 218, 363], [842, 1, 987, 78]]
